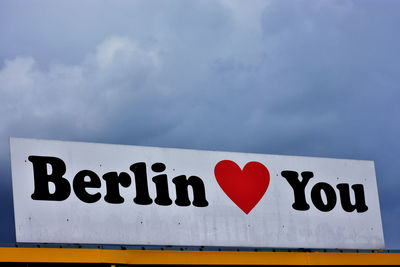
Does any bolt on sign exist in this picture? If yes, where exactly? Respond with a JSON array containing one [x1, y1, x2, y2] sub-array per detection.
[[10, 138, 384, 249]]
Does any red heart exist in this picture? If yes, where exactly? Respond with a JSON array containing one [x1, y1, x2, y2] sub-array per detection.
[[214, 160, 270, 214]]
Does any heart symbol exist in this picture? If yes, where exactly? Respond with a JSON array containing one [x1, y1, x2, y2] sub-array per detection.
[[214, 160, 270, 214]]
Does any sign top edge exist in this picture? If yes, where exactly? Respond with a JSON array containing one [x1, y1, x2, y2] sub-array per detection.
[[9, 136, 375, 164]]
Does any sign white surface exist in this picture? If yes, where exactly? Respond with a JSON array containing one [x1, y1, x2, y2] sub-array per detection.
[[10, 138, 384, 249]]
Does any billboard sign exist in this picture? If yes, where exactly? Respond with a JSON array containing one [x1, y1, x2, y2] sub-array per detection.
[[10, 138, 385, 249]]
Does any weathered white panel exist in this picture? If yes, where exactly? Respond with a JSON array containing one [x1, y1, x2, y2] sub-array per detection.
[[10, 137, 384, 249]]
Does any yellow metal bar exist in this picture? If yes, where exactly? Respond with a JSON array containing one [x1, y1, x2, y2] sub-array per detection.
[[0, 247, 399, 265]]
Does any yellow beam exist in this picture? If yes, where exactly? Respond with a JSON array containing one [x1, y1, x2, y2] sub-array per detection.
[[0, 247, 399, 265]]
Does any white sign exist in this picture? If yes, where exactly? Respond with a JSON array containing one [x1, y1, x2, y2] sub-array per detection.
[[10, 137, 384, 249]]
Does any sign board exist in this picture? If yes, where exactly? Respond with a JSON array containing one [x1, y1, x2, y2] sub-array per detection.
[[10, 137, 384, 249]]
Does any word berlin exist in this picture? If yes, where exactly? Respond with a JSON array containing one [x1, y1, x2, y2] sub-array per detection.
[[28, 155, 368, 214]]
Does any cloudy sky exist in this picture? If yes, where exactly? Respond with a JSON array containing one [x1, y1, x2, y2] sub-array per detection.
[[1, 0, 399, 249]]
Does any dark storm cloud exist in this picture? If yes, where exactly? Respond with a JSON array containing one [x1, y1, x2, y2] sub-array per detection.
[[0, 0, 399, 248]]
